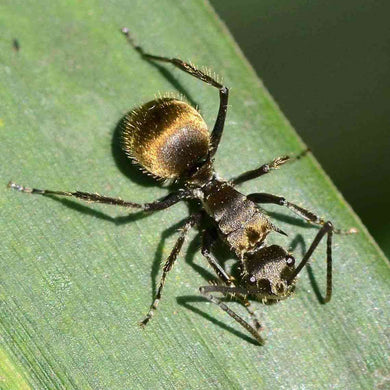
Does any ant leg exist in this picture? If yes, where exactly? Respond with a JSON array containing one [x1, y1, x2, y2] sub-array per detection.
[[247, 192, 357, 234], [121, 28, 228, 156], [237, 296, 262, 332], [201, 229, 262, 330], [232, 149, 309, 185], [201, 228, 233, 285], [8, 181, 189, 212], [199, 285, 265, 345], [287, 222, 334, 302], [141, 213, 201, 326]]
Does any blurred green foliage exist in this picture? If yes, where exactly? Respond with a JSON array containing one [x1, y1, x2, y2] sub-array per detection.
[[0, 1, 389, 389]]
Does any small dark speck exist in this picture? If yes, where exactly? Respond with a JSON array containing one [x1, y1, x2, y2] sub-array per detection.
[[13, 39, 20, 52]]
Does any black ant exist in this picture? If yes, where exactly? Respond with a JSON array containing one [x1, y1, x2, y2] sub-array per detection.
[[8, 29, 356, 345]]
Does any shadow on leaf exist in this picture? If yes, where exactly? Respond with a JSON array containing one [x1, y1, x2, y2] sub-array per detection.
[[177, 295, 259, 346]]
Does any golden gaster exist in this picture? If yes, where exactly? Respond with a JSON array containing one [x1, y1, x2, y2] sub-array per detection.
[[121, 98, 210, 179]]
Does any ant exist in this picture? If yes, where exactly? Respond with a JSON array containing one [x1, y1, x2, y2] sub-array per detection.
[[8, 29, 356, 345]]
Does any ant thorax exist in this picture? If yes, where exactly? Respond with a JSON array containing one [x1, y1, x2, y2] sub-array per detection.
[[200, 178, 281, 258]]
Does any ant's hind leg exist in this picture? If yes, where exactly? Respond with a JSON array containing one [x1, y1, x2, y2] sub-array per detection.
[[8, 181, 189, 212], [121, 28, 228, 156], [140, 213, 201, 326], [232, 149, 309, 185]]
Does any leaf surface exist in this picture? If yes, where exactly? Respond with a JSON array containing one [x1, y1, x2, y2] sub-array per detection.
[[0, 1, 389, 389]]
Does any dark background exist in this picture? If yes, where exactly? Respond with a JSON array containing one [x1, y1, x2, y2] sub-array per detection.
[[211, 0, 390, 257]]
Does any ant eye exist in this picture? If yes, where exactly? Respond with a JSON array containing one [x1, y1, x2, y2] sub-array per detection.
[[286, 255, 295, 266], [249, 275, 257, 285]]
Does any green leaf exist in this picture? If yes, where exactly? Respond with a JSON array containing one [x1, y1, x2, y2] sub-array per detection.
[[1, 1, 388, 389]]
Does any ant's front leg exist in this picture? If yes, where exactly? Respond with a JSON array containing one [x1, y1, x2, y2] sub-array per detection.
[[201, 228, 262, 332], [8, 181, 190, 212], [249, 192, 355, 302], [201, 228, 233, 285], [199, 285, 265, 345]]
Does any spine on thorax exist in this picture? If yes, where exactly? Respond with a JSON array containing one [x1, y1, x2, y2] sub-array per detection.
[[201, 179, 272, 258]]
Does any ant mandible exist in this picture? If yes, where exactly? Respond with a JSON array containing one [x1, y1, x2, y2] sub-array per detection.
[[8, 29, 356, 345]]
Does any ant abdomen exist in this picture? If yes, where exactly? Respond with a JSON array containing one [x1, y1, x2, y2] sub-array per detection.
[[121, 98, 210, 179]]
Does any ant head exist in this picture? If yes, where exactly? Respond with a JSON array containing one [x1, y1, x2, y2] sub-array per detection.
[[243, 245, 296, 299]]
